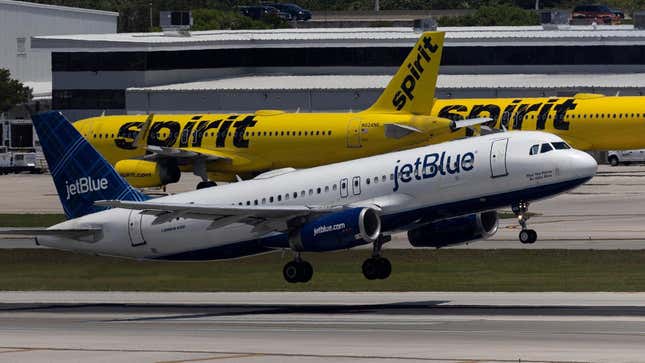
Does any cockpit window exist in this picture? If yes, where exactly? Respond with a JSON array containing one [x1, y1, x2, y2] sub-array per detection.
[[540, 143, 553, 153], [529, 144, 539, 155], [551, 141, 571, 150]]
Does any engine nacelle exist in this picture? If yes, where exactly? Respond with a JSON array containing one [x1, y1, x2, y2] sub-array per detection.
[[408, 211, 498, 248], [115, 159, 180, 188], [290, 207, 381, 252]]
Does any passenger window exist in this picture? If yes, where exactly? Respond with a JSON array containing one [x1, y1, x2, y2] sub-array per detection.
[[246, 201, 250, 206], [254, 200, 258, 205], [366, 178, 371, 185], [529, 144, 539, 155], [374, 177, 378, 184], [333, 184, 337, 191], [261, 198, 266, 204], [551, 141, 571, 150], [540, 143, 553, 153], [285, 194, 290, 200], [301, 191, 305, 197], [317, 187, 321, 194], [278, 195, 282, 202], [309, 189, 313, 195], [293, 192, 298, 199], [269, 196, 274, 203], [325, 186, 329, 192]]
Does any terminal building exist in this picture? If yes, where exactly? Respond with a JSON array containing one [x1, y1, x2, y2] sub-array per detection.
[[30, 25, 645, 121]]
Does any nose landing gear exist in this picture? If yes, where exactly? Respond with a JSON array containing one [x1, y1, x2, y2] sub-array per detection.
[[512, 201, 537, 244], [362, 235, 392, 280]]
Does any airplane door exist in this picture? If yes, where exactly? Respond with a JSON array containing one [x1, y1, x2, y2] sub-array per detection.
[[128, 211, 146, 246], [352, 176, 362, 195], [340, 178, 349, 198], [490, 138, 509, 178], [347, 118, 362, 148]]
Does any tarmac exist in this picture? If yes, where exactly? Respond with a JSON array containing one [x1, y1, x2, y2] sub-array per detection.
[[2, 165, 645, 249], [0, 292, 644, 362]]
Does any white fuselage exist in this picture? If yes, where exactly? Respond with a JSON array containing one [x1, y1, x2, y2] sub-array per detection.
[[41, 131, 597, 260]]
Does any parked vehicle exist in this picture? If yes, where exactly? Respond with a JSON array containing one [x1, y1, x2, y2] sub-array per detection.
[[240, 5, 292, 21], [265, 3, 312, 21], [608, 150, 645, 166], [0, 148, 42, 174], [572, 5, 620, 24], [610, 8, 625, 19]]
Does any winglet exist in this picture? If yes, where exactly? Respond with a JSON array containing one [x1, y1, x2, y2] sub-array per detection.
[[365, 31, 445, 115]]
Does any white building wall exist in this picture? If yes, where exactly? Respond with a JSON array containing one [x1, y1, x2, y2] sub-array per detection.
[[0, 0, 116, 82]]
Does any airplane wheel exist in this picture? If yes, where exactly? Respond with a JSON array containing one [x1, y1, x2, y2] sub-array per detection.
[[283, 261, 300, 283], [299, 261, 313, 283], [519, 229, 537, 244], [376, 257, 392, 280], [196, 181, 217, 189], [362, 258, 379, 280]]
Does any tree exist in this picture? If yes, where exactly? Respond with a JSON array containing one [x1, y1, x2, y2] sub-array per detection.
[[0, 69, 32, 113]]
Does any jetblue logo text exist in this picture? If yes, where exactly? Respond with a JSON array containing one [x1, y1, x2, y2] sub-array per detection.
[[391, 35, 439, 111], [65, 177, 108, 200], [393, 151, 475, 192], [313, 223, 347, 236]]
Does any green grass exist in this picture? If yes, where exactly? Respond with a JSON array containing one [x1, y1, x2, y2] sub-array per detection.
[[0, 214, 66, 227], [2, 249, 645, 291]]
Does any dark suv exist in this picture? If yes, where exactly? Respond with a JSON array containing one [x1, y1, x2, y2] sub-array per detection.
[[265, 3, 312, 21], [240, 5, 292, 21], [572, 5, 620, 24]]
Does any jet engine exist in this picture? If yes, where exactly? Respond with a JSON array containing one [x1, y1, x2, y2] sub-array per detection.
[[290, 207, 381, 252], [407, 211, 498, 248], [114, 159, 180, 188]]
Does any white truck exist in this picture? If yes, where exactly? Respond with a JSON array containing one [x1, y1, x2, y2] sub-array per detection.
[[608, 150, 645, 166], [0, 147, 42, 174]]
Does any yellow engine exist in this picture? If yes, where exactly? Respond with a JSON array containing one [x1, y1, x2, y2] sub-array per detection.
[[114, 160, 180, 188]]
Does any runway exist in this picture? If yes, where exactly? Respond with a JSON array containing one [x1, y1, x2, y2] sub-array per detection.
[[1, 292, 644, 362]]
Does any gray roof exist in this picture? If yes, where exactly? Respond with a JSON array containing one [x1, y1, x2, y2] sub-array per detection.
[[32, 25, 645, 51], [0, 0, 117, 17], [128, 74, 645, 92]]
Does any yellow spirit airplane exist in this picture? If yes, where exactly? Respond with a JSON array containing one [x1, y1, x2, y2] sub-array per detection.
[[73, 31, 486, 189], [431, 93, 645, 151]]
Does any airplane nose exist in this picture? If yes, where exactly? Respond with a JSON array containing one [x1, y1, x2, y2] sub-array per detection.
[[571, 150, 598, 179]]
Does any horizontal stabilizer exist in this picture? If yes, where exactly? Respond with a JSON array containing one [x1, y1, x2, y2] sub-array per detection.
[[0, 228, 101, 243], [384, 123, 423, 139], [450, 117, 493, 131]]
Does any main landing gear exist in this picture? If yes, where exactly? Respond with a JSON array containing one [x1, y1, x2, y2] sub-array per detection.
[[283, 254, 313, 283], [193, 159, 217, 190], [512, 201, 537, 244], [281, 235, 394, 283], [362, 235, 392, 280]]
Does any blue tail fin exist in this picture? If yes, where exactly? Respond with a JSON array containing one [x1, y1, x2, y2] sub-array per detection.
[[32, 111, 149, 219]]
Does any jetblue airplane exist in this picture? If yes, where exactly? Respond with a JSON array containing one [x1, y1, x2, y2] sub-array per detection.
[[6, 112, 597, 283]]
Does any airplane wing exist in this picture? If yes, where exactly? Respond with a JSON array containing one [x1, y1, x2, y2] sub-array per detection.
[[94, 200, 342, 232], [0, 228, 102, 243]]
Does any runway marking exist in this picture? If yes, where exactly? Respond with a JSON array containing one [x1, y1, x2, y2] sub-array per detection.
[[0, 348, 35, 354], [158, 353, 263, 363], [0, 346, 591, 363]]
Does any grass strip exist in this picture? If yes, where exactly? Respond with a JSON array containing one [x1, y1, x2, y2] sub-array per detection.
[[2, 249, 645, 291], [0, 214, 66, 227]]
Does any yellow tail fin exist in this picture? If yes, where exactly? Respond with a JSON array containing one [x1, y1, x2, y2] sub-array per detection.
[[366, 31, 445, 115]]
